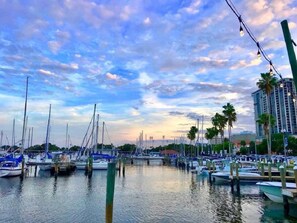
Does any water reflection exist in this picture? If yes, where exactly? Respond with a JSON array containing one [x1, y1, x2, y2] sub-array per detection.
[[52, 177, 57, 196]]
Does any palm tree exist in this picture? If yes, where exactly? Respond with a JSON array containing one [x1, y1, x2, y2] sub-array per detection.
[[187, 126, 198, 157], [222, 103, 237, 155], [205, 127, 218, 154], [256, 73, 278, 157], [257, 113, 276, 153], [212, 113, 227, 153]]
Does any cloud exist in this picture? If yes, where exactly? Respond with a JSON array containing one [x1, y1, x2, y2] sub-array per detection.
[[38, 69, 55, 76]]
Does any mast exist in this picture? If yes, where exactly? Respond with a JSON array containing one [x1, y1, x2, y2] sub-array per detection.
[[65, 123, 69, 149], [92, 104, 96, 153], [21, 77, 29, 177], [12, 118, 15, 148], [45, 104, 51, 154], [95, 114, 99, 153], [101, 121, 105, 153], [30, 127, 33, 147]]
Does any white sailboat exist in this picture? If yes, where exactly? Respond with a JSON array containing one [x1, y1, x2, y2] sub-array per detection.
[[27, 104, 53, 170]]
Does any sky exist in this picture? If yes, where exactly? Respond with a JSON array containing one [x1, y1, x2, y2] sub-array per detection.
[[0, 0, 296, 148]]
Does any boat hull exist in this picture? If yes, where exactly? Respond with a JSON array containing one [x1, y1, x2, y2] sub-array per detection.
[[257, 182, 297, 203]]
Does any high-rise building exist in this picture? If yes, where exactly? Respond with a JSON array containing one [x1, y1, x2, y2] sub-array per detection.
[[252, 78, 297, 138]]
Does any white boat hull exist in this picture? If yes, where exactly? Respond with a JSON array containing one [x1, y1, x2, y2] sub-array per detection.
[[0, 168, 22, 177], [257, 182, 297, 203]]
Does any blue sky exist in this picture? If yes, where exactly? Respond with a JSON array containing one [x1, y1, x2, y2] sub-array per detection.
[[0, 0, 296, 147]]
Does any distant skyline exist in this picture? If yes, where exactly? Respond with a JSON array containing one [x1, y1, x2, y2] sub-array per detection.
[[0, 0, 296, 147]]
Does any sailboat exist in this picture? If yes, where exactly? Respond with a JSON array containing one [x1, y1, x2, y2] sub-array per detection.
[[75, 104, 115, 170], [27, 104, 53, 170], [0, 78, 28, 177]]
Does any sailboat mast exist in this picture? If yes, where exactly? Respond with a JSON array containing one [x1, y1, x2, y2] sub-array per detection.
[[31, 127, 33, 147], [21, 77, 28, 155], [12, 118, 15, 148], [65, 123, 69, 149], [45, 104, 51, 154], [92, 104, 96, 153], [101, 121, 105, 152], [95, 114, 99, 153]]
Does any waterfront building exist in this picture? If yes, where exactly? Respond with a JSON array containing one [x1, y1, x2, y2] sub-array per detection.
[[252, 78, 297, 138]]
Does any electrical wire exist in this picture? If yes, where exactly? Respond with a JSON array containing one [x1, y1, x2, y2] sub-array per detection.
[[225, 0, 283, 80]]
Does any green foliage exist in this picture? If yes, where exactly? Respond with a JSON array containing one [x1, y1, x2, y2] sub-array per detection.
[[117, 144, 136, 152], [187, 126, 198, 142], [240, 140, 246, 147], [239, 147, 248, 155]]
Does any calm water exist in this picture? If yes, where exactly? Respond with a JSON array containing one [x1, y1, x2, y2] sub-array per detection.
[[1, 160, 297, 223]]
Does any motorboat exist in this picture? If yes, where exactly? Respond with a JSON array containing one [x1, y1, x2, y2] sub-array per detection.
[[257, 181, 297, 203]]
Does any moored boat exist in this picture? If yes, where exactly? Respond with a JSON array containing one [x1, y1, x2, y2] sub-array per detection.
[[257, 181, 297, 203], [0, 156, 25, 177]]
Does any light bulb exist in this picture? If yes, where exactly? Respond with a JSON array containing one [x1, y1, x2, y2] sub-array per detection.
[[288, 92, 291, 96], [239, 25, 244, 37], [257, 49, 261, 59], [269, 68, 273, 76], [280, 83, 284, 88]]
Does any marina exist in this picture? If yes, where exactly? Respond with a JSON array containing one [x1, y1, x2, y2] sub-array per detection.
[[1, 160, 297, 223]]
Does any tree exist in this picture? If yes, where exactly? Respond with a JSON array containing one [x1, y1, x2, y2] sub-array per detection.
[[205, 127, 218, 154], [212, 113, 227, 154], [222, 103, 237, 155], [257, 113, 276, 155], [256, 72, 278, 157], [187, 126, 198, 157]]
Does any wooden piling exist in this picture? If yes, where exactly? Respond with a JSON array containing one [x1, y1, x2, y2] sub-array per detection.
[[261, 161, 264, 176], [34, 165, 37, 177], [293, 163, 297, 190], [230, 162, 234, 192], [20, 159, 25, 179], [122, 158, 126, 177], [280, 165, 289, 216], [268, 162, 272, 180], [106, 162, 116, 223], [235, 161, 240, 192]]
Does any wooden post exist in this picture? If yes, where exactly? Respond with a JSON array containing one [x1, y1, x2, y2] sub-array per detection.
[[280, 165, 289, 216], [212, 161, 216, 172], [235, 161, 240, 192], [230, 162, 234, 192], [122, 158, 126, 177], [261, 161, 264, 176], [54, 163, 59, 177], [230, 162, 233, 177], [88, 156, 93, 178], [106, 162, 116, 223], [34, 165, 37, 177], [207, 160, 211, 171], [293, 163, 297, 189], [268, 162, 272, 181]]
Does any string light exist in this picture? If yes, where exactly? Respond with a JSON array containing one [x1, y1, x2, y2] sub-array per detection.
[[225, 0, 283, 80], [238, 16, 244, 37], [256, 42, 261, 59], [269, 61, 273, 76]]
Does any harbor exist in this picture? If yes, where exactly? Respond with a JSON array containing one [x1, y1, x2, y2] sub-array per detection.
[[1, 159, 297, 223]]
